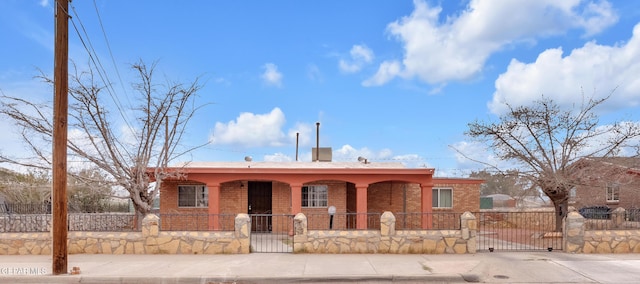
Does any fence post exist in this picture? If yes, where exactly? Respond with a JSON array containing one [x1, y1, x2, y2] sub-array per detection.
[[563, 211, 585, 253], [234, 213, 251, 253], [142, 214, 159, 238], [380, 211, 395, 237], [460, 211, 477, 254], [611, 207, 626, 229], [293, 213, 307, 253]]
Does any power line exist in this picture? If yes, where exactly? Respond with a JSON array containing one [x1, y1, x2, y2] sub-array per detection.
[[69, 3, 132, 132], [92, 0, 130, 104]]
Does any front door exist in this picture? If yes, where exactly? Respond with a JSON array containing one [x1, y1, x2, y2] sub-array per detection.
[[248, 181, 272, 232]]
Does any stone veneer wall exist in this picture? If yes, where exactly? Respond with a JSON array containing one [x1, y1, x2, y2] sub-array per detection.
[[293, 211, 477, 254], [0, 214, 250, 255], [564, 208, 640, 253]]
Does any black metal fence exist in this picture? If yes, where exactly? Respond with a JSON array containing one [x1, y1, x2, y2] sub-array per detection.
[[394, 212, 462, 230], [158, 213, 236, 231], [249, 214, 293, 253], [306, 212, 381, 230], [1, 202, 131, 214], [0, 213, 137, 232], [475, 211, 562, 252]]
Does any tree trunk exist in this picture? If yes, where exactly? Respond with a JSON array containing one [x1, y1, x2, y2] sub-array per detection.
[[551, 198, 568, 232]]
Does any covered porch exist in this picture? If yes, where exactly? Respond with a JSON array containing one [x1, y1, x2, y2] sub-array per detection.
[[151, 162, 435, 230]]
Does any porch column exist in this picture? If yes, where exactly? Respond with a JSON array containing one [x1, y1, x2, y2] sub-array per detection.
[[421, 183, 433, 229], [207, 183, 221, 230], [356, 184, 368, 229], [291, 184, 302, 215]]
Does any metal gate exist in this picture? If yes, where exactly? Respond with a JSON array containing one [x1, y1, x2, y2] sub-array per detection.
[[475, 211, 562, 252], [250, 214, 294, 253]]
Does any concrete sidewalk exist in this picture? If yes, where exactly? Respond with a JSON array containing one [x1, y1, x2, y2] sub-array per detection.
[[1, 252, 639, 283]]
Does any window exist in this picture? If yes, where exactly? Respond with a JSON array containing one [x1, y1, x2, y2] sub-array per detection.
[[432, 188, 453, 208], [302, 185, 328, 208], [606, 183, 620, 203], [178, 185, 208, 207]]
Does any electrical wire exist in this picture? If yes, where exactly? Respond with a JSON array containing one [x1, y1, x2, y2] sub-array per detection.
[[92, 0, 130, 104], [69, 3, 133, 132]]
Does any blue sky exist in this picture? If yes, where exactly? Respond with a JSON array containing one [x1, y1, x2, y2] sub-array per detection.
[[1, 0, 639, 177]]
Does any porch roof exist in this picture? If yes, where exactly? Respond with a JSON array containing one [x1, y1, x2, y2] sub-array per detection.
[[150, 161, 435, 185]]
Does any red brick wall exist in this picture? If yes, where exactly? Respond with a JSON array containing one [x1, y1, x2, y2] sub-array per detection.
[[160, 179, 481, 230], [433, 182, 480, 213]]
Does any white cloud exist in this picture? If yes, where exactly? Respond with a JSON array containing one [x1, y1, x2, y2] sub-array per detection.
[[263, 152, 293, 162], [210, 108, 287, 147], [261, 63, 283, 87], [489, 23, 640, 115], [339, 44, 374, 73], [39, 0, 49, 8], [362, 61, 401, 87], [366, 0, 618, 86], [287, 122, 313, 147]]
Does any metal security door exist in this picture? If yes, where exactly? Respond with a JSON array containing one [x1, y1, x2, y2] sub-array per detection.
[[476, 211, 562, 252], [249, 214, 293, 253]]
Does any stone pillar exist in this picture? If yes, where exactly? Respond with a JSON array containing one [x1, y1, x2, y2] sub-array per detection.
[[207, 183, 221, 230], [460, 211, 477, 254], [293, 213, 308, 253], [611, 207, 626, 229], [356, 184, 368, 229], [563, 211, 585, 253], [235, 213, 251, 253], [142, 214, 159, 238], [380, 211, 396, 236]]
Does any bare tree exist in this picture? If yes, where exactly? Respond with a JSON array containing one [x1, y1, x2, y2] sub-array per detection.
[[0, 60, 205, 217], [470, 170, 523, 196], [465, 93, 640, 231], [0, 168, 51, 204]]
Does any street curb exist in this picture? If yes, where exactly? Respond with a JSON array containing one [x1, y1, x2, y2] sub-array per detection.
[[460, 259, 489, 283], [3, 274, 468, 284]]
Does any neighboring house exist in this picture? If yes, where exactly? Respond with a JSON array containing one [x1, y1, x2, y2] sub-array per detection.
[[569, 157, 640, 210], [150, 161, 482, 230], [483, 194, 516, 208]]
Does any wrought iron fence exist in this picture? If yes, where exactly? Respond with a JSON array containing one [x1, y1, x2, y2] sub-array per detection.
[[475, 211, 561, 251], [626, 208, 640, 222], [0, 213, 138, 232], [158, 213, 236, 231], [394, 212, 462, 230], [1, 202, 131, 214], [306, 212, 381, 230]]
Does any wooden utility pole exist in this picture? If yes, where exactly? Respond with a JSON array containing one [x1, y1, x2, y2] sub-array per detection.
[[53, 0, 69, 275]]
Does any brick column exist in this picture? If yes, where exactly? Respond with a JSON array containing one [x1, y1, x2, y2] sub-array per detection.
[[207, 183, 221, 230], [421, 183, 433, 229], [356, 184, 368, 229]]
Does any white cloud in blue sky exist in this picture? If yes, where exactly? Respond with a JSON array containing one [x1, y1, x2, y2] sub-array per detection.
[[1, 0, 638, 176], [365, 0, 619, 86], [261, 63, 283, 87], [338, 45, 374, 73], [490, 23, 640, 114], [210, 108, 287, 147]]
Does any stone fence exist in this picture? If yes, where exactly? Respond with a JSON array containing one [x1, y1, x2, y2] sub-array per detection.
[[564, 207, 640, 253], [0, 214, 250, 255], [293, 211, 477, 254]]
